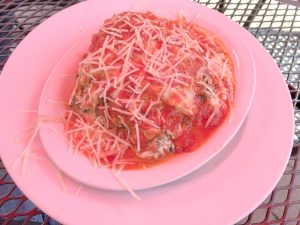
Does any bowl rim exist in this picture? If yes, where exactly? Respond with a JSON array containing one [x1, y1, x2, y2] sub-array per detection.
[[38, 7, 256, 191]]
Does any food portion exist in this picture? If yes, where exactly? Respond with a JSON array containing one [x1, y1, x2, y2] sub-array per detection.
[[65, 11, 235, 170]]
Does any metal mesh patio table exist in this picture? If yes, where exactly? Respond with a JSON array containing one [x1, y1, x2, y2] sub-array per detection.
[[0, 0, 299, 224]]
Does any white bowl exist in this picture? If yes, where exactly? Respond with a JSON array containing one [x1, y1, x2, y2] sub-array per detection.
[[39, 6, 256, 191]]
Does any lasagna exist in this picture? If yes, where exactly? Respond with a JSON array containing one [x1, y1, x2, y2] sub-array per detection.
[[65, 11, 235, 170]]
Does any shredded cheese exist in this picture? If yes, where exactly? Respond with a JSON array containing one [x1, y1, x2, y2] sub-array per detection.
[[135, 123, 141, 152], [64, 11, 235, 199]]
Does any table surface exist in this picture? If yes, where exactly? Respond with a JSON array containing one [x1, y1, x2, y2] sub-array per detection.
[[0, 0, 300, 224]]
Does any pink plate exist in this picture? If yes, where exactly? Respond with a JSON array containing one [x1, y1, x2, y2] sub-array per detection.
[[38, 5, 256, 191], [0, 0, 294, 224]]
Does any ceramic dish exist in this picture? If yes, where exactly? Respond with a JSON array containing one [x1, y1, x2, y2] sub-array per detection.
[[38, 1, 256, 191]]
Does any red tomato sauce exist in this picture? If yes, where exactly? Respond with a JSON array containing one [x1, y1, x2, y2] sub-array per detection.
[[65, 11, 235, 170]]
